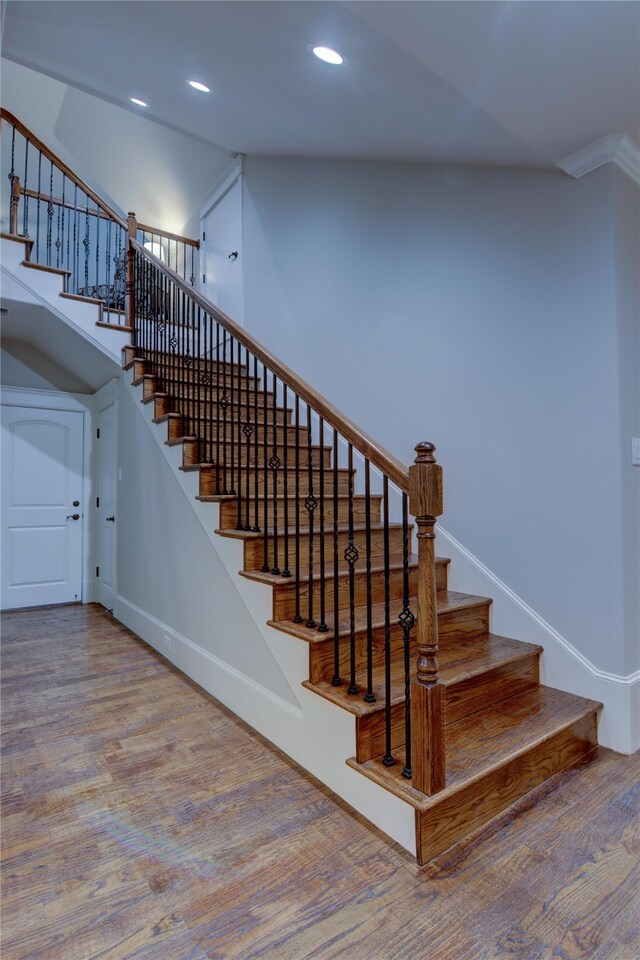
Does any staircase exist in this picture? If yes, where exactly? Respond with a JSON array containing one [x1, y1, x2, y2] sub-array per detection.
[[122, 335, 600, 865], [1, 109, 602, 866]]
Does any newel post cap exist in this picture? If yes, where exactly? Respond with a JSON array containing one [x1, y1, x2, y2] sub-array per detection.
[[409, 441, 443, 518]]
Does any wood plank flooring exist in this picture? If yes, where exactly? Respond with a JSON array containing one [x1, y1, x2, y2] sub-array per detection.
[[2, 604, 638, 960]]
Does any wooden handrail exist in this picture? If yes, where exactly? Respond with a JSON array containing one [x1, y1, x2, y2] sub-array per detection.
[[130, 236, 410, 491], [137, 223, 200, 248], [1, 109, 128, 230]]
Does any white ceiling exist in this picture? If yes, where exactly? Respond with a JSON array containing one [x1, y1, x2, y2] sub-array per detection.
[[2, 0, 639, 168]]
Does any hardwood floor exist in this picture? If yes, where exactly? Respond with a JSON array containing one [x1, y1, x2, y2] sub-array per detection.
[[1, 604, 638, 960]]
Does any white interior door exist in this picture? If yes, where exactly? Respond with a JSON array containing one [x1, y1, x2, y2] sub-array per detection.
[[1, 405, 84, 609], [202, 176, 243, 324], [96, 402, 117, 610]]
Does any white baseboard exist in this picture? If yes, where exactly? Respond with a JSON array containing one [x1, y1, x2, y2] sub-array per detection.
[[114, 592, 416, 855], [439, 526, 640, 754]]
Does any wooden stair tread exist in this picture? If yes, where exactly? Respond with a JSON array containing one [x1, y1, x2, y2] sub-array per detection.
[[348, 685, 602, 811], [21, 259, 71, 277], [269, 589, 490, 642], [197, 491, 382, 507], [303, 633, 543, 716], [1, 231, 34, 249]]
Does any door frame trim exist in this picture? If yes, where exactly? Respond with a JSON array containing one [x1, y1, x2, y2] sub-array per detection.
[[1, 381, 119, 604], [94, 382, 119, 610]]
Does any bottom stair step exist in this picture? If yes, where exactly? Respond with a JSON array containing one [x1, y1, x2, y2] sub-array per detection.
[[347, 685, 601, 864]]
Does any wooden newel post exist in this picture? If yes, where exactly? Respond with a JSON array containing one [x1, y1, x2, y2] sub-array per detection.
[[9, 176, 21, 235], [125, 211, 137, 332], [409, 441, 446, 795]]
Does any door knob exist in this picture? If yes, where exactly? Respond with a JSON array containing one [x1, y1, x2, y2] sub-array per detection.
[[106, 516, 115, 522], [66, 513, 80, 521]]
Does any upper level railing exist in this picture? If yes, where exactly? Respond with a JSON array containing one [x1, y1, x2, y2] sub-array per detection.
[[0, 109, 199, 324], [1, 110, 446, 797]]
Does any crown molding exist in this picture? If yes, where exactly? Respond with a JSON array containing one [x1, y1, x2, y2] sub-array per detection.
[[558, 135, 640, 185]]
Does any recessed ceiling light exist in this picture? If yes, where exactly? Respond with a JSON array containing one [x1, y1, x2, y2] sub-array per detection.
[[188, 80, 210, 93], [311, 46, 344, 65], [130, 97, 147, 107]]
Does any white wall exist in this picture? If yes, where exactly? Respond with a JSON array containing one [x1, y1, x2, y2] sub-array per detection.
[[241, 156, 638, 678], [1, 58, 232, 235], [116, 384, 298, 705], [1, 337, 91, 393], [612, 167, 640, 675]]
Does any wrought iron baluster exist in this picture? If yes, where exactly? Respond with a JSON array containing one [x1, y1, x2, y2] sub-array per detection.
[[305, 403, 316, 628], [47, 161, 54, 265], [83, 198, 90, 291], [282, 383, 291, 577], [318, 417, 327, 631], [270, 374, 281, 574], [60, 175, 66, 274], [252, 354, 260, 532], [221, 331, 229, 493], [190, 245, 195, 286], [293, 394, 302, 623], [364, 459, 375, 703], [94, 202, 99, 293], [55, 181, 61, 268], [22, 140, 29, 237], [73, 185, 78, 292], [215, 323, 221, 493], [382, 475, 396, 767], [331, 428, 342, 685], [346, 444, 358, 693], [242, 345, 252, 529], [261, 362, 270, 572], [36, 150, 42, 261], [230, 335, 236, 495], [400, 492, 414, 779]]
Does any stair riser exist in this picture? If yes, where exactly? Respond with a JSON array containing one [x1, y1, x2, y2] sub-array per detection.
[[355, 654, 541, 763], [178, 443, 332, 469], [160, 383, 275, 403], [176, 401, 291, 425], [219, 496, 383, 528], [200, 467, 352, 497], [141, 353, 248, 376], [414, 713, 598, 865], [172, 420, 309, 447], [139, 358, 259, 389], [437, 602, 492, 643], [272, 566, 418, 620], [243, 526, 406, 570]]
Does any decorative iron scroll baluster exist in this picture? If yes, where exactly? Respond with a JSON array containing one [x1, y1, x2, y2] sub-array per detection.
[[242, 344, 253, 530], [270, 373, 280, 574], [346, 444, 358, 694], [382, 475, 396, 767], [293, 394, 302, 623], [282, 383, 291, 577], [318, 417, 327, 631], [57, 175, 64, 270], [83, 201, 90, 291], [22, 140, 29, 237], [261, 361, 269, 573], [400, 492, 414, 779], [36, 151, 42, 260], [305, 403, 316, 628], [215, 322, 221, 493], [230, 335, 237, 495], [47, 162, 54, 265], [252, 355, 260, 532], [363, 459, 375, 703], [331, 427, 342, 686]]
